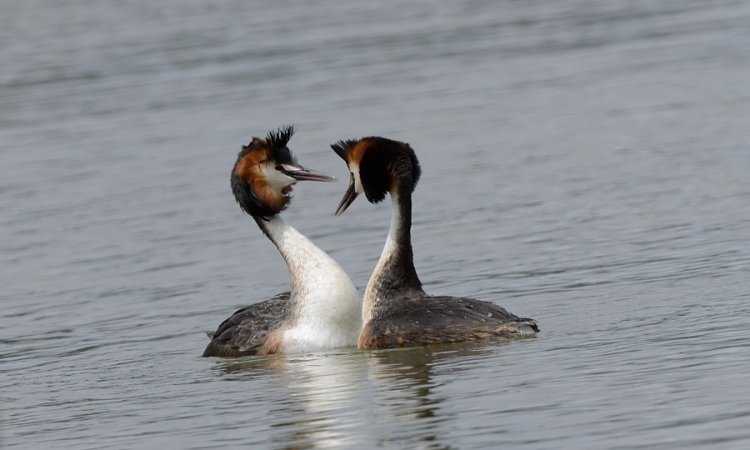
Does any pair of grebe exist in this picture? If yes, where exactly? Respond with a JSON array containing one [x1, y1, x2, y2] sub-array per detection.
[[203, 127, 538, 357]]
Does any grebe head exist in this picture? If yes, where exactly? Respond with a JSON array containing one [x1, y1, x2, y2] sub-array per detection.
[[232, 126, 335, 219], [331, 137, 421, 215]]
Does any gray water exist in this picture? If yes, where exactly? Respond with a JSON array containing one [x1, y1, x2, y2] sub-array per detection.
[[2, 0, 750, 448]]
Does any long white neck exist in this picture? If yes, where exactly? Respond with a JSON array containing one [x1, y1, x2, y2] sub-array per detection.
[[363, 193, 400, 324], [363, 190, 423, 324], [260, 215, 361, 351]]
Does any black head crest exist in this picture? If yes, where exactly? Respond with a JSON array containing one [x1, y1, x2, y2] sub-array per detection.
[[266, 125, 296, 165], [266, 125, 294, 150], [330, 139, 358, 162]]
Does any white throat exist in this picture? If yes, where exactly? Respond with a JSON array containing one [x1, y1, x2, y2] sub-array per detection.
[[262, 216, 361, 352]]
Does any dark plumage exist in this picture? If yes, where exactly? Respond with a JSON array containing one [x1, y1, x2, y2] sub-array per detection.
[[332, 136, 539, 350], [359, 295, 538, 349], [203, 293, 291, 357]]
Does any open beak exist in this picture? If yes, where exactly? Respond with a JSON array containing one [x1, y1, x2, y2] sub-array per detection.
[[280, 164, 336, 182], [335, 173, 359, 216]]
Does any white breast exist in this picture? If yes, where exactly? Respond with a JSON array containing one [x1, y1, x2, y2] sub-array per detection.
[[263, 216, 361, 352]]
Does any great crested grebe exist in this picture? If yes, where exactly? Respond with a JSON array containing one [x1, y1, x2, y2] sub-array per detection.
[[203, 126, 360, 357], [331, 136, 538, 350]]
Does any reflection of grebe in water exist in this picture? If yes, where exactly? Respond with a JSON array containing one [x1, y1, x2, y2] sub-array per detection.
[[216, 351, 369, 449], [203, 127, 360, 357], [331, 137, 539, 350], [367, 344, 492, 419]]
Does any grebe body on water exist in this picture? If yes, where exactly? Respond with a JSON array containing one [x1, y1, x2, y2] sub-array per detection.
[[331, 137, 538, 350], [203, 127, 360, 357]]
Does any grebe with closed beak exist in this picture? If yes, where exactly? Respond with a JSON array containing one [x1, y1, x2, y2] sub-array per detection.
[[331, 136, 538, 350], [203, 126, 360, 357]]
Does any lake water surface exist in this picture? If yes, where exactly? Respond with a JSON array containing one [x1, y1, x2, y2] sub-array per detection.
[[2, 1, 750, 448]]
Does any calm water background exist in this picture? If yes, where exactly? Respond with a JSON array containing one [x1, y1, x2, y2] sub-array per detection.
[[2, 0, 750, 448]]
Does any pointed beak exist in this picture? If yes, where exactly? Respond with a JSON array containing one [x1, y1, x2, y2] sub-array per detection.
[[280, 164, 336, 182], [335, 173, 359, 216]]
